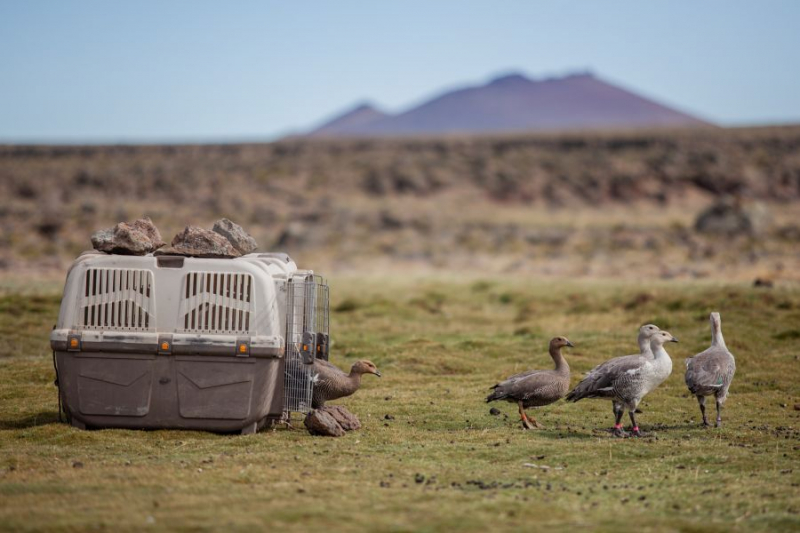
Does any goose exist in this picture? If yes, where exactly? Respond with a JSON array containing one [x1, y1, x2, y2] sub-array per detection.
[[566, 324, 659, 415], [311, 359, 381, 408], [486, 336, 573, 430], [685, 312, 735, 427], [567, 327, 676, 437]]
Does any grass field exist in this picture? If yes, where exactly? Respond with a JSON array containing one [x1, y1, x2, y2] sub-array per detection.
[[1, 275, 798, 532]]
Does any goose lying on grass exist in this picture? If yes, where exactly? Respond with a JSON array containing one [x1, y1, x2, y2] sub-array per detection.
[[311, 359, 381, 409], [685, 312, 736, 427], [486, 336, 573, 430], [567, 327, 676, 437]]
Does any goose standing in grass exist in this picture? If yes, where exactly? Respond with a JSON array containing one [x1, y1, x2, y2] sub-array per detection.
[[566, 324, 659, 417], [566, 327, 677, 437], [618, 323, 660, 414], [311, 359, 381, 409], [486, 336, 573, 430], [685, 313, 735, 427]]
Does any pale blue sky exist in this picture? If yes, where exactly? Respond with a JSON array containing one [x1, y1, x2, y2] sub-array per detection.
[[1, 1, 799, 142]]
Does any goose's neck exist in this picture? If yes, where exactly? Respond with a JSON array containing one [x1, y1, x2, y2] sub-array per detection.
[[711, 324, 727, 350], [650, 343, 670, 361], [346, 371, 363, 389], [549, 346, 569, 373], [638, 334, 653, 356]]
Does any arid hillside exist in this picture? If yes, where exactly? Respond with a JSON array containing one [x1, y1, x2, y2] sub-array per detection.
[[1, 126, 799, 279]]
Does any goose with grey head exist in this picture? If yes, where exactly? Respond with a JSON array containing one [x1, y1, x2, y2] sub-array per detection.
[[311, 359, 381, 409], [685, 312, 735, 427]]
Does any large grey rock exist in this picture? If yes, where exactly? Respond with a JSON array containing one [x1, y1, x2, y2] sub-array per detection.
[[694, 200, 764, 236], [304, 409, 346, 437], [318, 405, 361, 431], [212, 218, 258, 254], [156, 225, 240, 258], [91, 217, 165, 255]]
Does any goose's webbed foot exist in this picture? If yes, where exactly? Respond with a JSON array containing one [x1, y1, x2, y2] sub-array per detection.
[[630, 426, 647, 437], [611, 425, 628, 438]]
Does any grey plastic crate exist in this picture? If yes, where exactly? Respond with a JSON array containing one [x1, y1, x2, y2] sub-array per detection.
[[50, 251, 329, 434]]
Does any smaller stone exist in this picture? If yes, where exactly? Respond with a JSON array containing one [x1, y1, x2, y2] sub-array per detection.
[[212, 218, 258, 254], [489, 407, 501, 416], [304, 409, 345, 437], [72, 461, 84, 468], [319, 405, 361, 431], [91, 216, 165, 255]]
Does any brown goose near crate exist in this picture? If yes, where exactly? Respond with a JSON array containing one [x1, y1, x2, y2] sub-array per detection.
[[486, 336, 573, 429], [685, 313, 736, 427], [311, 359, 381, 408]]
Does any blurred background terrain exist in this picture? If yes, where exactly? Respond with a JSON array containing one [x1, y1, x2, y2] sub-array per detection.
[[2, 125, 799, 281]]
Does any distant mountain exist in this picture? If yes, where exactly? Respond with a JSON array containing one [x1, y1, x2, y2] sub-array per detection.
[[308, 71, 712, 137], [310, 102, 388, 137]]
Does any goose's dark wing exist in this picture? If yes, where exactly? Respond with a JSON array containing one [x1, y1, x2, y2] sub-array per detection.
[[566, 354, 643, 402]]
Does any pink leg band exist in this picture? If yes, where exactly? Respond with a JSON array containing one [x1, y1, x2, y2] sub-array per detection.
[[632, 426, 639, 432], [614, 423, 622, 429]]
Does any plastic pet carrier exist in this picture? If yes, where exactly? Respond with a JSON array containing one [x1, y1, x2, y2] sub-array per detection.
[[50, 251, 329, 434]]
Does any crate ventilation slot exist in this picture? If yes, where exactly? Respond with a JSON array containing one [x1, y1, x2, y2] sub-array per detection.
[[80, 268, 155, 331], [179, 272, 254, 334]]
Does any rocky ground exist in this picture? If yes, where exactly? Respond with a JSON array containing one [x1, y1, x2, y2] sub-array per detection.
[[1, 126, 799, 280]]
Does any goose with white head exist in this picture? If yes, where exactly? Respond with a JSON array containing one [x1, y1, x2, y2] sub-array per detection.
[[565, 324, 660, 403], [685, 312, 736, 427], [567, 325, 676, 437]]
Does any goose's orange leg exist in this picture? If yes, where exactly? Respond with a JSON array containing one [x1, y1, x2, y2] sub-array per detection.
[[518, 401, 536, 430]]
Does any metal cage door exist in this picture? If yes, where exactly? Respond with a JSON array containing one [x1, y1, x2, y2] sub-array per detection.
[[282, 275, 330, 415]]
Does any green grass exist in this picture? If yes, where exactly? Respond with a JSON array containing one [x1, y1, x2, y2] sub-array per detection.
[[1, 276, 798, 532]]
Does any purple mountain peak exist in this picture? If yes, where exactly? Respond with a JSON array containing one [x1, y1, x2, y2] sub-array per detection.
[[487, 72, 531, 86], [307, 70, 712, 137]]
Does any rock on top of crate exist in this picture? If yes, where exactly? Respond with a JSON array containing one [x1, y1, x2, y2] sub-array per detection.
[[91, 217, 258, 258]]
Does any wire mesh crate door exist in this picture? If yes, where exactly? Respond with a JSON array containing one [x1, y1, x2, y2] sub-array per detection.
[[314, 277, 330, 361], [282, 276, 331, 416], [282, 279, 315, 414]]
